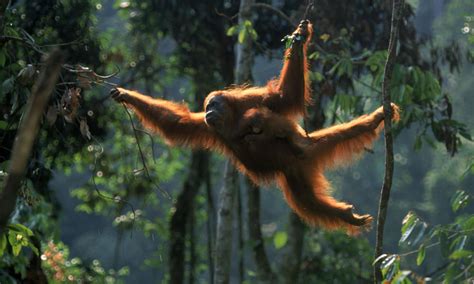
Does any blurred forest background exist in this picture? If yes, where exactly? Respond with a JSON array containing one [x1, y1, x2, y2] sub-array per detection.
[[0, 0, 473, 283]]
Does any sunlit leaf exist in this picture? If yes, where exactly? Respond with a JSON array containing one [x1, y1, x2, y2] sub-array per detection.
[[444, 263, 456, 284], [400, 211, 418, 244], [460, 215, 474, 230], [373, 253, 389, 265], [273, 231, 288, 249], [449, 249, 472, 260], [381, 254, 397, 270], [451, 190, 469, 212], [12, 244, 21, 256], [381, 254, 400, 280], [392, 270, 412, 284], [0, 234, 6, 256], [320, 33, 330, 42], [226, 26, 237, 36], [7, 223, 33, 236], [412, 222, 428, 246], [416, 244, 425, 266], [451, 235, 467, 252], [238, 28, 247, 44]]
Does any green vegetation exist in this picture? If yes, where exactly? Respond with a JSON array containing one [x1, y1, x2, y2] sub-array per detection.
[[0, 0, 472, 283]]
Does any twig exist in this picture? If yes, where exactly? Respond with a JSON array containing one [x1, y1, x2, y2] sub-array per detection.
[[251, 3, 297, 27], [374, 0, 405, 283], [302, 0, 314, 20], [0, 35, 46, 54], [354, 78, 382, 94], [0, 50, 63, 234], [121, 104, 171, 200], [89, 139, 136, 221]]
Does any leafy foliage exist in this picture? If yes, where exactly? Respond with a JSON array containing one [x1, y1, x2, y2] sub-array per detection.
[[376, 190, 473, 283]]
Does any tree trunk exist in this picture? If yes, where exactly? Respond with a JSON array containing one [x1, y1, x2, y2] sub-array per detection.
[[214, 161, 238, 284], [206, 169, 216, 284], [246, 180, 275, 283], [236, 186, 244, 283], [214, 0, 254, 282], [169, 151, 208, 284], [279, 213, 305, 284], [0, 50, 63, 234]]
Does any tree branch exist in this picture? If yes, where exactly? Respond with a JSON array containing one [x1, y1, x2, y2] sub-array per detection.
[[0, 50, 63, 234], [251, 3, 297, 27], [374, 0, 404, 282]]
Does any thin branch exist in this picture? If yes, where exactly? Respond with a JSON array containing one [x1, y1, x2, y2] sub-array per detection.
[[89, 138, 136, 221], [251, 3, 297, 27], [0, 35, 46, 54], [121, 104, 171, 200], [0, 50, 63, 234], [354, 78, 382, 94], [374, 0, 405, 283]]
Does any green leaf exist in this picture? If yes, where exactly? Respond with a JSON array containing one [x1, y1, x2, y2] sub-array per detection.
[[238, 28, 247, 44], [444, 263, 456, 284], [381, 254, 400, 280], [392, 270, 412, 284], [226, 26, 237, 36], [28, 243, 39, 256], [0, 234, 6, 256], [412, 222, 427, 246], [310, 71, 324, 82], [400, 212, 418, 244], [451, 235, 467, 252], [249, 29, 258, 40], [449, 250, 472, 260], [7, 223, 33, 236], [373, 253, 389, 265], [8, 232, 23, 256], [381, 254, 397, 270], [308, 52, 320, 60], [451, 190, 469, 212], [461, 215, 474, 230], [0, 121, 7, 130], [328, 60, 341, 76], [12, 244, 21, 256], [416, 244, 425, 266], [273, 231, 288, 249]]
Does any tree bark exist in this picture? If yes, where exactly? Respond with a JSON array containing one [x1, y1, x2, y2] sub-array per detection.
[[214, 0, 254, 282], [279, 213, 305, 284], [206, 169, 216, 284], [214, 161, 239, 284], [247, 180, 275, 283], [234, 0, 255, 84], [169, 151, 208, 284], [0, 50, 63, 234], [374, 0, 404, 282]]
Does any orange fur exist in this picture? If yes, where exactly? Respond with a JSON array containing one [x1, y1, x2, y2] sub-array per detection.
[[110, 21, 400, 235]]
